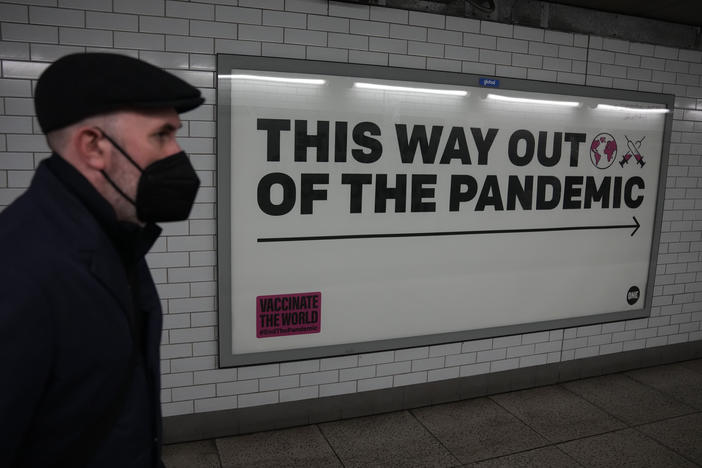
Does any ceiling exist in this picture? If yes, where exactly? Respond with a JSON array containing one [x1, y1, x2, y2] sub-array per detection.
[[340, 0, 702, 47], [543, 0, 702, 27]]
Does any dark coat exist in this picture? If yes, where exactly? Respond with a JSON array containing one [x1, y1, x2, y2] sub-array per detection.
[[0, 156, 163, 467]]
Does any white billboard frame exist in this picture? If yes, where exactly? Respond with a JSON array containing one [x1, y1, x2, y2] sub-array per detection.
[[216, 54, 673, 368]]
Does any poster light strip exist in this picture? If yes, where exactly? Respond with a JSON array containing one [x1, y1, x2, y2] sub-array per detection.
[[486, 93, 580, 107], [596, 104, 670, 113], [353, 82, 469, 96], [220, 74, 326, 85]]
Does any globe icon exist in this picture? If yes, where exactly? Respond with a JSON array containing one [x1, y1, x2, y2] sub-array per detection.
[[590, 133, 617, 169]]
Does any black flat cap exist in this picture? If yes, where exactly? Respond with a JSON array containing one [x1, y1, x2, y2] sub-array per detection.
[[35, 53, 204, 133]]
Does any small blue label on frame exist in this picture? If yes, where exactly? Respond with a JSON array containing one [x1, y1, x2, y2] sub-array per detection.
[[479, 78, 500, 87]]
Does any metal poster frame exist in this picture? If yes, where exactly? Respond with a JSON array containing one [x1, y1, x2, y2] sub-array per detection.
[[216, 54, 673, 368]]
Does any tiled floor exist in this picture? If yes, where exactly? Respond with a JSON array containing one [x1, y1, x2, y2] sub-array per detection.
[[163, 359, 702, 467]]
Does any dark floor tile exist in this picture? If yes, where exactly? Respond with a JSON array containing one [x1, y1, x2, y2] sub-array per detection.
[[679, 358, 702, 375], [562, 373, 694, 425], [626, 363, 702, 410], [412, 398, 547, 464], [162, 440, 221, 468], [469, 446, 581, 468], [216, 425, 341, 468], [319, 410, 461, 468], [490, 385, 624, 443], [558, 428, 697, 467], [638, 413, 702, 465]]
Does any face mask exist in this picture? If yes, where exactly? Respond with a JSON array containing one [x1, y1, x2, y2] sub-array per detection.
[[99, 130, 200, 223]]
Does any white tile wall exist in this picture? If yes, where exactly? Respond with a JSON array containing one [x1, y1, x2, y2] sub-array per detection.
[[1, 0, 701, 419]]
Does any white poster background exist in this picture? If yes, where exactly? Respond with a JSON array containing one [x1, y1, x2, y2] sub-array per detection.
[[227, 70, 665, 356]]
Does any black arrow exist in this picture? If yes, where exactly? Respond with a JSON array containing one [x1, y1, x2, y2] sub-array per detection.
[[257, 216, 641, 243], [630, 216, 640, 236]]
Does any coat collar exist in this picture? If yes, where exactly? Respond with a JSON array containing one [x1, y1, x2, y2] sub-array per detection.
[[32, 154, 162, 316]]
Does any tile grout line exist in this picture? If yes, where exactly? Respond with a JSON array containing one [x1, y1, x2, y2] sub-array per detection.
[[467, 443, 586, 467], [629, 410, 702, 468], [314, 423, 347, 467], [483, 392, 591, 467], [407, 408, 464, 467], [456, 394, 587, 466], [214, 437, 224, 468], [557, 380, 634, 428], [557, 371, 702, 466], [624, 362, 701, 411], [487, 391, 556, 442], [485, 382, 658, 459]]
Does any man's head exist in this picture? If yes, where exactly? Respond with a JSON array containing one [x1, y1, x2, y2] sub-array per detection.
[[35, 53, 204, 224]]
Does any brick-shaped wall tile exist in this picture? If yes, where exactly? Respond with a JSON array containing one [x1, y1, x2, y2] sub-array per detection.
[[260, 375, 299, 391], [320, 381, 356, 397], [30, 6, 84, 27], [263, 10, 306, 29], [0, 3, 29, 23], [162, 401, 193, 416], [195, 395, 237, 412], [240, 0, 283, 8], [308, 14, 348, 33], [329, 32, 367, 50], [167, 1, 213, 21], [238, 363, 279, 380], [329, 1, 369, 20], [114, 31, 164, 50], [460, 362, 490, 377], [217, 380, 258, 397], [0, 41, 30, 60], [544, 30, 572, 46], [287, 0, 327, 15], [463, 32, 495, 49], [340, 365, 375, 381], [301, 370, 337, 386], [520, 354, 548, 367], [390, 53, 425, 67], [238, 391, 278, 408], [428, 28, 461, 45], [370, 6, 407, 24], [513, 25, 543, 41], [285, 29, 326, 46], [216, 6, 261, 25], [428, 367, 460, 382], [497, 37, 527, 53], [479, 19, 512, 37], [114, 0, 164, 16], [3, 23, 58, 43], [409, 11, 444, 28], [493, 335, 521, 348], [280, 386, 318, 402], [350, 19, 389, 37], [445, 16, 479, 33], [320, 355, 358, 370]]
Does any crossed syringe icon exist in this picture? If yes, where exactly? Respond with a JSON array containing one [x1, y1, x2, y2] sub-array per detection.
[[619, 135, 645, 167]]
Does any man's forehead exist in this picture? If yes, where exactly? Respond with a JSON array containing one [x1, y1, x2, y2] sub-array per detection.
[[118, 107, 182, 127]]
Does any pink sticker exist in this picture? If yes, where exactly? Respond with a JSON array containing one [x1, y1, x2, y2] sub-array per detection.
[[256, 292, 321, 338]]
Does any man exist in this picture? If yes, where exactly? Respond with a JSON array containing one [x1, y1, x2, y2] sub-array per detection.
[[0, 53, 204, 467]]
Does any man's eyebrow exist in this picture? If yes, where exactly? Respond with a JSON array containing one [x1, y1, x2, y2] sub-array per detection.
[[155, 122, 182, 133]]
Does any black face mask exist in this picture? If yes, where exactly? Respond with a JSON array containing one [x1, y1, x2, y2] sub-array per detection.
[[99, 130, 200, 223]]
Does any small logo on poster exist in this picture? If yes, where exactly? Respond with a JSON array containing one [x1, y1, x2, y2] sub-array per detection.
[[257, 292, 321, 338], [479, 77, 500, 88], [590, 132, 618, 169], [619, 135, 646, 168], [627, 286, 640, 305]]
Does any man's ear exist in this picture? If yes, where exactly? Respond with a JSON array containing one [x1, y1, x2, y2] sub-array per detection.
[[75, 127, 109, 171]]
